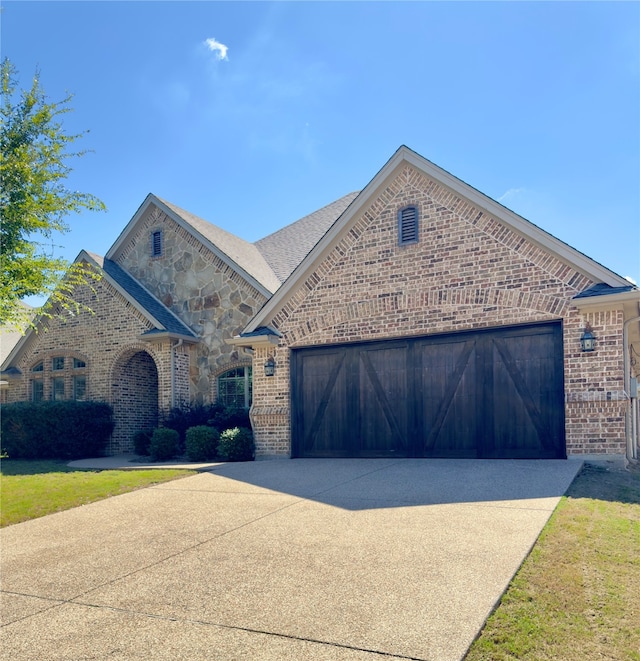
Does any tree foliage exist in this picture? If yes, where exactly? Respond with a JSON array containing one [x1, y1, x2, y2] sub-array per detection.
[[0, 58, 105, 329]]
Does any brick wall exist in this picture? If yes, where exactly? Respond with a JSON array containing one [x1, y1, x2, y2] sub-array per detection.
[[251, 165, 627, 457]]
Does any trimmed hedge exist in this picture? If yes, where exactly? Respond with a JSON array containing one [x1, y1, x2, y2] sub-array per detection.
[[0, 401, 114, 460], [132, 429, 153, 456], [185, 425, 220, 462], [149, 427, 179, 462], [218, 427, 255, 462]]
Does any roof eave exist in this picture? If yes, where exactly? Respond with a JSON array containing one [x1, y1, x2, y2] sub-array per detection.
[[572, 289, 640, 311], [139, 331, 200, 344]]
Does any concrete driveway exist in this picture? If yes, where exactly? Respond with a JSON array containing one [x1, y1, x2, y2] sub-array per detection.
[[1, 459, 582, 661]]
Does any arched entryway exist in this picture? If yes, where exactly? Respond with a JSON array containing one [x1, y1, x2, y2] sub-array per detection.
[[111, 348, 159, 453]]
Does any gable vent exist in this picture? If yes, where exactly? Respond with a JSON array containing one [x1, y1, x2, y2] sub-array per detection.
[[151, 230, 163, 257], [398, 206, 419, 245]]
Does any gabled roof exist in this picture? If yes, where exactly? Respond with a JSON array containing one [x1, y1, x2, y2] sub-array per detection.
[[107, 194, 281, 296], [243, 145, 636, 334], [255, 192, 359, 283], [85, 252, 197, 339], [1, 251, 198, 371]]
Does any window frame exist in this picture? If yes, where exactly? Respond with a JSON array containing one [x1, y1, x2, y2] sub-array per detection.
[[217, 366, 253, 409]]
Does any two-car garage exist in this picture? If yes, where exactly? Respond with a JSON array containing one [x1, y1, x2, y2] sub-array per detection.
[[291, 321, 565, 459]]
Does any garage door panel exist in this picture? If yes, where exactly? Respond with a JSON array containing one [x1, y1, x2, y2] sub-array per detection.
[[359, 346, 409, 457], [489, 331, 564, 458], [296, 350, 351, 457], [418, 339, 478, 458]]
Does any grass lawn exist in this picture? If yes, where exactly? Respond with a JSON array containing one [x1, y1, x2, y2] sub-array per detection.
[[464, 462, 640, 661], [0, 460, 197, 527]]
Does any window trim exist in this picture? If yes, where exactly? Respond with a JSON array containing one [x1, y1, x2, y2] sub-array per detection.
[[217, 365, 253, 409]]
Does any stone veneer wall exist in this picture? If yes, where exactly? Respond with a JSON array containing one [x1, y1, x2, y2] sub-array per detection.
[[250, 165, 627, 457], [112, 204, 268, 403]]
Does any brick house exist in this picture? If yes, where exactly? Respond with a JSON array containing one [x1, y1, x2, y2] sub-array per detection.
[[2, 146, 639, 460], [1, 192, 355, 453], [233, 146, 640, 462]]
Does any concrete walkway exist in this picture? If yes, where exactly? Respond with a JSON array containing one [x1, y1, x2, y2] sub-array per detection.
[[1, 459, 582, 660]]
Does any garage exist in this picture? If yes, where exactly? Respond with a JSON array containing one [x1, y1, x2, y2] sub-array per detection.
[[291, 322, 565, 459]]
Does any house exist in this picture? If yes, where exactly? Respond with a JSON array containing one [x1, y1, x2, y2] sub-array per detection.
[[2, 146, 639, 461]]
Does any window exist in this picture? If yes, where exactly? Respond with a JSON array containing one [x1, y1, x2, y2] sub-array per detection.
[[32, 380, 44, 402], [28, 355, 88, 401], [73, 376, 87, 401], [398, 206, 419, 245], [217, 366, 252, 409], [151, 230, 163, 257], [52, 377, 65, 400]]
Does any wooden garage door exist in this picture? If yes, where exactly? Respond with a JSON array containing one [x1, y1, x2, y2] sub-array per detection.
[[291, 322, 565, 459]]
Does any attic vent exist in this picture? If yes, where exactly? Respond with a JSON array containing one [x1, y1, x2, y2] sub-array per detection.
[[398, 206, 419, 245], [151, 230, 163, 257]]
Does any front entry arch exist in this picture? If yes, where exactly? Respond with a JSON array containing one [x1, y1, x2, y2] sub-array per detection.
[[111, 349, 159, 453]]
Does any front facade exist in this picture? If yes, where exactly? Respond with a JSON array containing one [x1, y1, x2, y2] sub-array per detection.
[[3, 147, 639, 460], [237, 147, 640, 461]]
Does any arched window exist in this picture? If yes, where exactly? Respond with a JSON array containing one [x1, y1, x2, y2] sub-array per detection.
[[28, 355, 88, 402], [217, 366, 252, 409]]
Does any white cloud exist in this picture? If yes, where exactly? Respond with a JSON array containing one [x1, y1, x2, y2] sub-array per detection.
[[204, 37, 229, 61], [624, 275, 637, 285], [498, 188, 525, 204]]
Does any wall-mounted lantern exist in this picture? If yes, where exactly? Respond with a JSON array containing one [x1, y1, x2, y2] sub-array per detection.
[[580, 324, 596, 352], [264, 356, 276, 377]]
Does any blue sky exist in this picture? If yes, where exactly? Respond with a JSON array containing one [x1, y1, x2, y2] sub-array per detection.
[[2, 0, 639, 301]]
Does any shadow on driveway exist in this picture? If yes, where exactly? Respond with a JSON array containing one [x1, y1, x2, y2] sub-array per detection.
[[203, 457, 583, 511]]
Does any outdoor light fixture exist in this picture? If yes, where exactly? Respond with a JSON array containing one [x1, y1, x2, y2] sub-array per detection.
[[580, 324, 596, 352], [264, 356, 276, 377]]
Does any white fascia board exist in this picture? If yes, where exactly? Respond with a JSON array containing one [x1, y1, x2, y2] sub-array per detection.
[[139, 331, 200, 344], [227, 334, 281, 349], [245, 145, 631, 333]]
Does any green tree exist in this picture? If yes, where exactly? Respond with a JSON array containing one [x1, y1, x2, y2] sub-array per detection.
[[0, 58, 105, 330]]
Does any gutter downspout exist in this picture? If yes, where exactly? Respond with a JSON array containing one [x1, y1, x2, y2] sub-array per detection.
[[623, 315, 640, 462], [171, 339, 184, 409]]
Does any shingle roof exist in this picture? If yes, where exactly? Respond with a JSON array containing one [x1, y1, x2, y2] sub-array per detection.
[[87, 253, 197, 338], [157, 198, 282, 294], [254, 192, 359, 283], [573, 282, 636, 299]]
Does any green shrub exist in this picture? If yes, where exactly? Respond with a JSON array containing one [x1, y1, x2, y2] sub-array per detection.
[[185, 425, 220, 462], [209, 406, 251, 432], [162, 402, 250, 442], [149, 428, 179, 462], [218, 427, 255, 462], [0, 401, 114, 460], [132, 429, 153, 456]]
